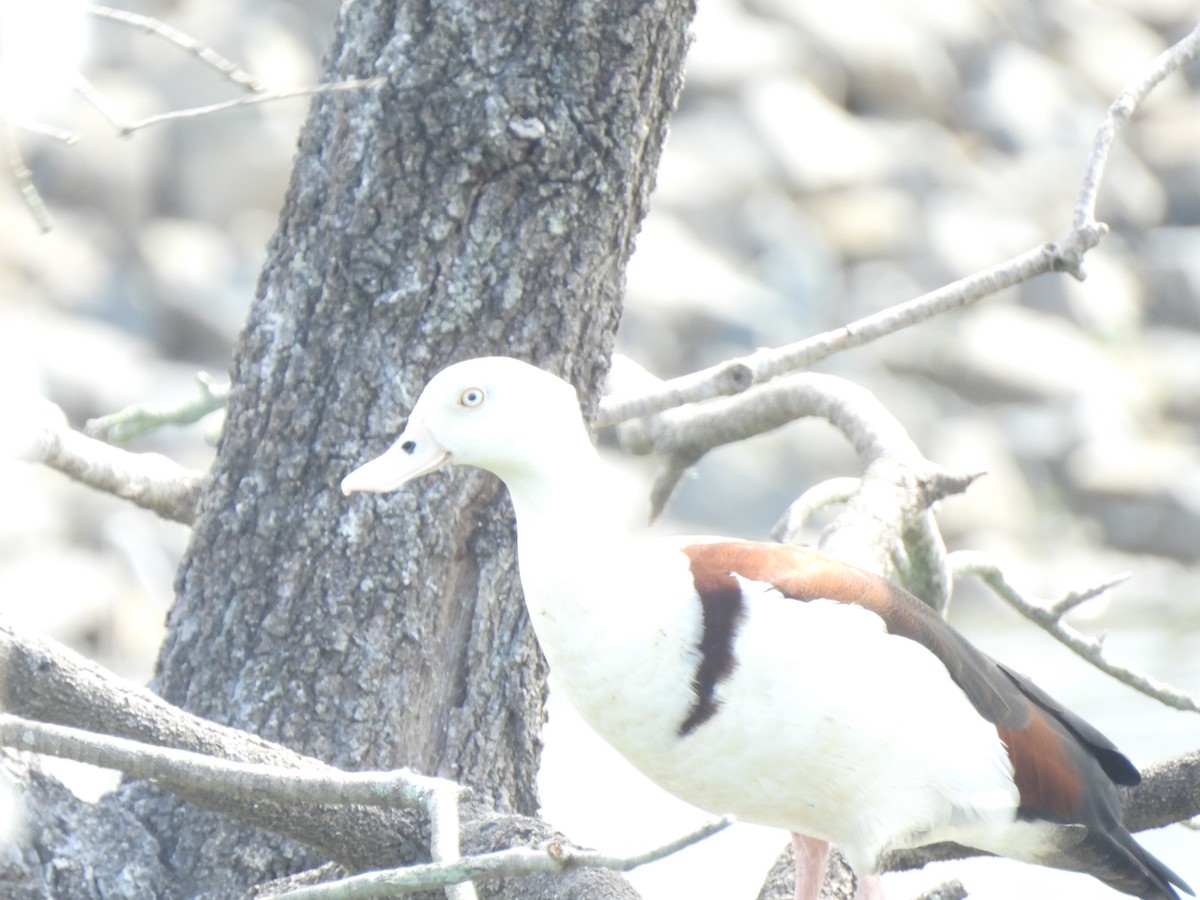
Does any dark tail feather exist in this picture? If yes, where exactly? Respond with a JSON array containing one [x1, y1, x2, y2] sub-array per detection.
[[1055, 827, 1193, 900]]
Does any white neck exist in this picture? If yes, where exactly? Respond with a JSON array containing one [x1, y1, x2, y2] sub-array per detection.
[[501, 442, 624, 552], [488, 436, 637, 652]]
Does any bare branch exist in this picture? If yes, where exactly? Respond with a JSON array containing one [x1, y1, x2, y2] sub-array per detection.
[[1071, 24, 1200, 241], [29, 400, 205, 524], [272, 816, 733, 899], [0, 619, 434, 870], [4, 118, 79, 144], [949, 551, 1200, 713], [604, 354, 670, 455], [769, 477, 861, 543], [9, 6, 382, 235], [86, 4, 265, 92], [0, 620, 298, 765], [597, 243, 1058, 427], [1126, 751, 1200, 832], [1047, 572, 1134, 618], [85, 373, 229, 443], [74, 75, 132, 133], [118, 79, 386, 136], [634, 371, 931, 522], [0, 677, 716, 900], [3, 122, 54, 232]]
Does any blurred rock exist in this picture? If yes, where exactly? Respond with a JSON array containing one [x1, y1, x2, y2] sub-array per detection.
[[1065, 438, 1200, 561], [745, 78, 891, 190], [1142, 226, 1200, 329]]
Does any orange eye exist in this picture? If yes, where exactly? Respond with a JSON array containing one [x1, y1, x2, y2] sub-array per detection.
[[458, 387, 485, 408]]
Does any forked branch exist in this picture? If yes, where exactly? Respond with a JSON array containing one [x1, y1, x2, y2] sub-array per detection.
[[950, 551, 1200, 713]]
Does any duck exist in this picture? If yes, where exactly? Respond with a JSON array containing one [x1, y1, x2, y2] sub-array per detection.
[[341, 355, 1191, 900]]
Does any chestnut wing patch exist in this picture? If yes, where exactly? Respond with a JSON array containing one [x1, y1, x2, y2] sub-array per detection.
[[683, 541, 1027, 725]]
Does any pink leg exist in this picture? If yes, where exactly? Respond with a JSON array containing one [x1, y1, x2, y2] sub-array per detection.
[[791, 833, 831, 900]]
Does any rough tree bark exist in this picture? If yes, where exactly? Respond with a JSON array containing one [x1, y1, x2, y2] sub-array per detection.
[[0, 1, 694, 897]]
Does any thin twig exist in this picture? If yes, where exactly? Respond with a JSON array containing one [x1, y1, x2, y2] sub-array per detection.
[[770, 477, 861, 543], [3, 122, 54, 232], [85, 374, 230, 443], [1073, 23, 1200, 235], [87, 4, 265, 92], [1047, 572, 1133, 618], [119, 79, 386, 135], [949, 551, 1200, 713], [74, 75, 131, 132], [273, 816, 734, 899], [5, 118, 80, 144]]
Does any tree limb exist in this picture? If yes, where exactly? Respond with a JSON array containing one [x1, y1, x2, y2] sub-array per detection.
[[0, 713, 480, 900], [630, 370, 970, 585], [26, 401, 205, 524], [0, 714, 466, 813]]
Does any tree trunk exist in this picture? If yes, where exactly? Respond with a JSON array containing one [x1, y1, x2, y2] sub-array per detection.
[[3, 0, 694, 896]]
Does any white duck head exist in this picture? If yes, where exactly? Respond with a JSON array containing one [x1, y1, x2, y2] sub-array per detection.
[[341, 356, 595, 497]]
